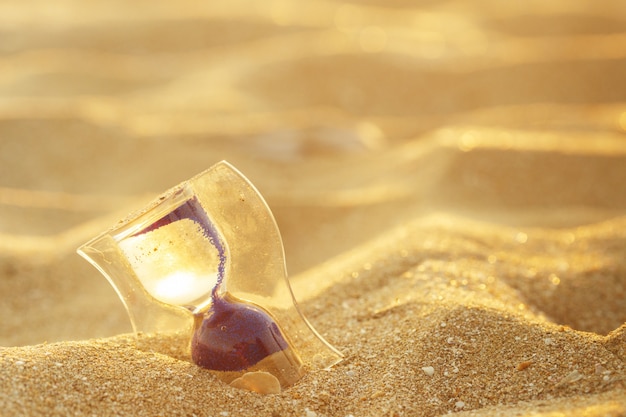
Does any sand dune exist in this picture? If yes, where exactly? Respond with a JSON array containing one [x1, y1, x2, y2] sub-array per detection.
[[1, 0, 625, 415]]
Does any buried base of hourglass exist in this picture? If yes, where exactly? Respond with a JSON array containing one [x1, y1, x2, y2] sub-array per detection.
[[133, 330, 304, 394], [191, 294, 306, 393], [212, 348, 304, 394]]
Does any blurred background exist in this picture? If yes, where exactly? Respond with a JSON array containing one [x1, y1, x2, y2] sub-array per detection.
[[1, 0, 625, 345]]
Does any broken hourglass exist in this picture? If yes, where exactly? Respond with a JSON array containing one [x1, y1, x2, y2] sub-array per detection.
[[77, 161, 342, 394]]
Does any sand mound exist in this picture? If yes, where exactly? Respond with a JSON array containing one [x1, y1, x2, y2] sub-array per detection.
[[1, 0, 625, 415]]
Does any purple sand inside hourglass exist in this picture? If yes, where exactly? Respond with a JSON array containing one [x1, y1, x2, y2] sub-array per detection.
[[132, 196, 290, 372]]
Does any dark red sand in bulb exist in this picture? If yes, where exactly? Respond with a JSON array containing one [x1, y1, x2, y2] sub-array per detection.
[[191, 297, 289, 372]]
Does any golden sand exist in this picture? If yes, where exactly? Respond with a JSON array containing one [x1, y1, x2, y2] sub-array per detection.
[[1, 0, 625, 416]]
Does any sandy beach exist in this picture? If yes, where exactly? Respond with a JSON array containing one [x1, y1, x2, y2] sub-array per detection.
[[1, 1, 625, 416]]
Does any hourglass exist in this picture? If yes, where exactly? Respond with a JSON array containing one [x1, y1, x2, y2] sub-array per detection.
[[77, 161, 342, 393]]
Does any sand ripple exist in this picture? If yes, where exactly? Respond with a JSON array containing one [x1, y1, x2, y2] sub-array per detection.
[[0, 0, 625, 415]]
